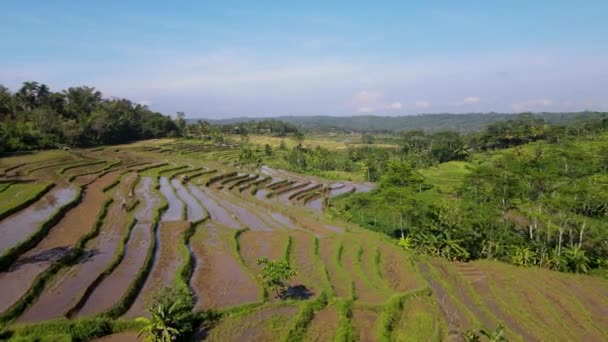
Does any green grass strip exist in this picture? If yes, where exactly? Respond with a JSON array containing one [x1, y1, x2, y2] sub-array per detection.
[[376, 288, 432, 342], [267, 182, 311, 198], [0, 197, 113, 324], [6, 317, 145, 341], [0, 182, 55, 221], [67, 160, 122, 182], [135, 162, 169, 173], [283, 236, 293, 265], [102, 179, 120, 193], [233, 228, 267, 301], [266, 179, 289, 190], [65, 215, 139, 318], [59, 160, 106, 175], [289, 184, 323, 201], [334, 299, 356, 342], [239, 176, 270, 192], [206, 171, 238, 186], [229, 174, 258, 190], [174, 218, 208, 291], [0, 186, 83, 272], [282, 291, 330, 342], [25, 159, 82, 175], [158, 165, 188, 176], [101, 179, 168, 319]]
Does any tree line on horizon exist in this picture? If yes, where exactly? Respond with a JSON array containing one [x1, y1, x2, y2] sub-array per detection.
[[0, 82, 180, 152]]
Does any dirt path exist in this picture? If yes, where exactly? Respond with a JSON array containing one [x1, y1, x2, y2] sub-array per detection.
[[0, 186, 78, 255], [123, 221, 188, 318], [76, 177, 158, 317], [191, 222, 259, 310], [0, 171, 119, 314]]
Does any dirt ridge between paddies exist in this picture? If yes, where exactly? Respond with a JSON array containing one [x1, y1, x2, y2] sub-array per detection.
[[17, 173, 138, 323], [0, 186, 79, 257], [0, 171, 120, 322]]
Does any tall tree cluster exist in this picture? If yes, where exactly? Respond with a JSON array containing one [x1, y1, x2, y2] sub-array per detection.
[[0, 82, 179, 152]]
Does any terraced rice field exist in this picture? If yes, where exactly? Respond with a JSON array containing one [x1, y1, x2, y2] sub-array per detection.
[[0, 141, 607, 341]]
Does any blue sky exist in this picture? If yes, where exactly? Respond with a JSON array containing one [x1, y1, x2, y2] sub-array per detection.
[[1, 1, 607, 118]]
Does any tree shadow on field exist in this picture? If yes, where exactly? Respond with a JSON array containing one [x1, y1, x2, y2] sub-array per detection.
[[8, 247, 100, 272], [280, 285, 313, 300]]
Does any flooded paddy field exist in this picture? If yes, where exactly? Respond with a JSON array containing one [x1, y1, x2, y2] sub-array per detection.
[[0, 141, 605, 341]]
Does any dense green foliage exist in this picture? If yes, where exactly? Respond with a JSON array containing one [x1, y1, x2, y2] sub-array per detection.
[[136, 286, 196, 342], [256, 257, 297, 298], [0, 82, 179, 151], [327, 115, 608, 275]]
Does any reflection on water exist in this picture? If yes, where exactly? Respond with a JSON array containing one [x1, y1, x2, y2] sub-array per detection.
[[0, 186, 78, 255]]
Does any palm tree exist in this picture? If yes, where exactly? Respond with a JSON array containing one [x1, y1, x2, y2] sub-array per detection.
[[454, 144, 470, 160]]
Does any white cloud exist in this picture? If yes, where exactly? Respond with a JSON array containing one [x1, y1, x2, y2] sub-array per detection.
[[415, 101, 430, 109], [353, 90, 402, 113], [462, 96, 480, 104], [387, 101, 402, 109], [138, 100, 151, 106], [511, 98, 553, 112]]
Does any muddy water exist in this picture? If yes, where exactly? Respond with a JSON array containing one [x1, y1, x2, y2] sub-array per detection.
[[269, 212, 297, 229], [188, 186, 242, 229], [18, 174, 136, 322], [277, 183, 317, 204], [255, 188, 270, 200], [159, 177, 183, 221], [191, 222, 259, 310], [307, 197, 323, 211], [171, 179, 205, 221], [239, 230, 287, 274], [0, 187, 78, 255], [330, 185, 355, 197], [76, 177, 157, 317], [124, 221, 187, 318], [210, 191, 273, 231], [18, 203, 125, 322], [0, 171, 119, 314]]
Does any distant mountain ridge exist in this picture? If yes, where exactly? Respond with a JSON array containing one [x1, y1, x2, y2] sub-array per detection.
[[187, 112, 605, 133]]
